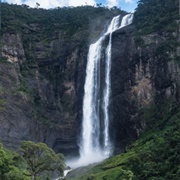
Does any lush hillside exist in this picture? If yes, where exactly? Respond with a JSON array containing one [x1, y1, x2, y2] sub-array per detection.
[[67, 104, 180, 179], [134, 0, 179, 34], [67, 0, 180, 179], [134, 0, 179, 63], [1, 3, 122, 40], [0, 141, 64, 180], [0, 0, 180, 179]]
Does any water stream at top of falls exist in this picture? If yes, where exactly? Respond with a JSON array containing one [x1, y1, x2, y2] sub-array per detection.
[[66, 13, 134, 169]]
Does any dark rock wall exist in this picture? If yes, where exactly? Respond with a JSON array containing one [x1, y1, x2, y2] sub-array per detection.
[[110, 25, 180, 153], [0, 31, 88, 156], [0, 21, 179, 156]]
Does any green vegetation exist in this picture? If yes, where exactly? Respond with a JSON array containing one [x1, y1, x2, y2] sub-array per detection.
[[1, 1, 179, 180], [134, 0, 179, 62], [68, 102, 180, 179], [0, 85, 7, 111], [0, 57, 9, 63], [0, 141, 64, 180], [134, 0, 179, 34], [1, 2, 125, 81], [0, 143, 30, 180], [1, 3, 123, 38], [20, 141, 64, 179]]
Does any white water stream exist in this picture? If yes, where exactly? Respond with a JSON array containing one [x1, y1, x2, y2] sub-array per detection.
[[66, 13, 134, 169]]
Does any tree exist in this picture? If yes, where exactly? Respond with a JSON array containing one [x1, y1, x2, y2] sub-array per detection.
[[35, 2, 40, 8], [0, 143, 12, 179], [0, 143, 29, 180], [20, 141, 64, 180], [6, 166, 30, 180]]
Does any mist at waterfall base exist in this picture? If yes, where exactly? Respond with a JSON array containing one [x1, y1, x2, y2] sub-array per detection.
[[66, 13, 134, 169]]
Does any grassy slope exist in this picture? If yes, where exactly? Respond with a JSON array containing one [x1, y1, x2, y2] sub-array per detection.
[[67, 106, 180, 180]]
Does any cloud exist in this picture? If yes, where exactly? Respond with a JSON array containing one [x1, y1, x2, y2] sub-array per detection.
[[25, 0, 62, 8], [106, 0, 119, 7], [5, 0, 22, 5], [124, 0, 134, 3], [5, 0, 96, 8], [68, 0, 96, 7]]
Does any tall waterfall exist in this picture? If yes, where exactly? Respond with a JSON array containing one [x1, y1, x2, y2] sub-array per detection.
[[66, 13, 134, 168], [80, 15, 121, 165], [103, 15, 120, 155]]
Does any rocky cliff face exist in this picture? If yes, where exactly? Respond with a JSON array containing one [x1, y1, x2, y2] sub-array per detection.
[[0, 31, 88, 155], [0, 7, 179, 157], [109, 25, 180, 152], [0, 5, 121, 155]]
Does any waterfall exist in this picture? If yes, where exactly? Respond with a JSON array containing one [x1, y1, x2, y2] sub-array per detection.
[[66, 13, 133, 169], [103, 15, 120, 155], [80, 15, 121, 165], [120, 13, 134, 28], [80, 38, 102, 156]]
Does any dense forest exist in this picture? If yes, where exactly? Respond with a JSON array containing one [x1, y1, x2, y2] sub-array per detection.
[[0, 0, 180, 179], [1, 3, 122, 37], [134, 0, 179, 34], [134, 0, 179, 63]]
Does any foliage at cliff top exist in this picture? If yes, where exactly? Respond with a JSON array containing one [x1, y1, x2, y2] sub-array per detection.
[[134, 0, 179, 64], [1, 3, 124, 38], [134, 0, 179, 34], [0, 141, 65, 180]]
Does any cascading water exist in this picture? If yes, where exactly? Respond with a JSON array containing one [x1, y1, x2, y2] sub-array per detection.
[[120, 13, 134, 28], [66, 13, 134, 169], [103, 15, 120, 155], [79, 15, 121, 165]]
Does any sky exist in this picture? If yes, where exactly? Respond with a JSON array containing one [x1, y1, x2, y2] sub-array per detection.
[[3, 0, 138, 12]]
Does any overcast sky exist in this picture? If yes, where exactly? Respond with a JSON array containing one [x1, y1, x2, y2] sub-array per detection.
[[4, 0, 138, 12]]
